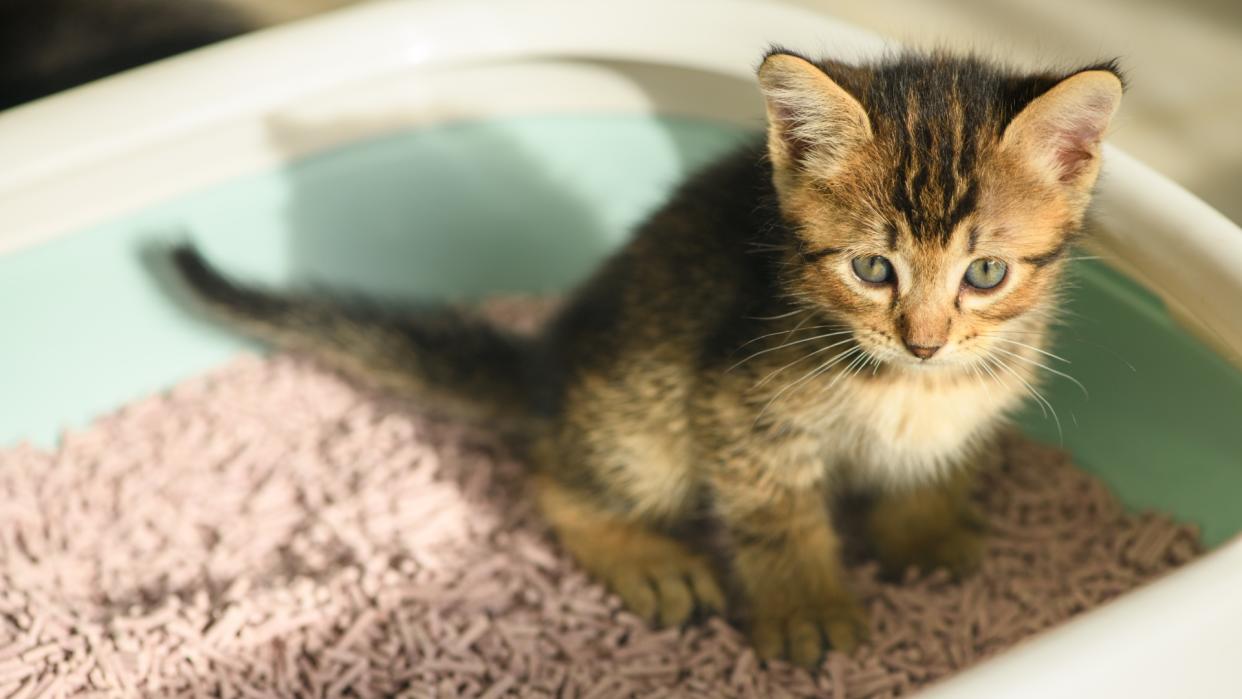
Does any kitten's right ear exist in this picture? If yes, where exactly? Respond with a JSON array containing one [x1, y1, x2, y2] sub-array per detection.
[[758, 52, 872, 173]]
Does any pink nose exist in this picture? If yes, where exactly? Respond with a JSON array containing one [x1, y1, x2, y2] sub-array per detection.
[[904, 342, 942, 360]]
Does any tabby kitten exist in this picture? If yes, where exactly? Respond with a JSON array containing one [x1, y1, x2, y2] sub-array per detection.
[[165, 49, 1123, 667]]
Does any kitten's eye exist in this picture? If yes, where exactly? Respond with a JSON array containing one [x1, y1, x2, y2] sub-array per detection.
[[964, 258, 1008, 289], [851, 255, 894, 284]]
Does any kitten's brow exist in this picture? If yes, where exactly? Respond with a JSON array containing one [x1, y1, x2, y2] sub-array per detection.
[[801, 247, 844, 262], [1021, 240, 1070, 267]]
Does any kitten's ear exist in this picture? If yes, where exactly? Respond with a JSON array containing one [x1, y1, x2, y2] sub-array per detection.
[[758, 52, 872, 173], [1002, 69, 1123, 191]]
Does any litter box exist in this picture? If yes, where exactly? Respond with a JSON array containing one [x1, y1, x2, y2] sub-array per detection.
[[1, 0, 1240, 695]]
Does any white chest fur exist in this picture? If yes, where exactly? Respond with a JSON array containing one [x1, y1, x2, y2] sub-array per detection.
[[817, 366, 1030, 487]]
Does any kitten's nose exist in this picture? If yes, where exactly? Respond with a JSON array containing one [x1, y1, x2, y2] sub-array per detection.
[[904, 341, 942, 360]]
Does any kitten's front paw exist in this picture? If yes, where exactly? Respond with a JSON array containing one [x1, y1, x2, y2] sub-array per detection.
[[603, 546, 727, 628], [537, 476, 726, 628], [749, 586, 868, 668]]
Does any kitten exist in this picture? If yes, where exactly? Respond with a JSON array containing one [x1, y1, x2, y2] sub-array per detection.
[[164, 49, 1123, 667]]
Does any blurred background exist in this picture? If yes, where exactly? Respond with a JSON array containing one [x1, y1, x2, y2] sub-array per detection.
[[2, 0, 1239, 223]]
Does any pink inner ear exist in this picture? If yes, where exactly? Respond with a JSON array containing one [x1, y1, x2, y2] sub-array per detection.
[[772, 102, 814, 162], [1048, 93, 1114, 182], [1054, 122, 1099, 182]]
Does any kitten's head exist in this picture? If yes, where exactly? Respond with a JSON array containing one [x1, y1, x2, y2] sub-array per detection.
[[758, 50, 1122, 369]]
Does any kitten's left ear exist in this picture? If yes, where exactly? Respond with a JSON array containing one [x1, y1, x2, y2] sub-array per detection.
[[1002, 68, 1123, 192]]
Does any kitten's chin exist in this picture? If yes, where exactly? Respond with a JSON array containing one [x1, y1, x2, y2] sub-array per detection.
[[892, 357, 941, 371], [880, 351, 970, 374]]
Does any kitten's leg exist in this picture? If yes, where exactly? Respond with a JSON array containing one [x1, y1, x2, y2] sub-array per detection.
[[864, 466, 987, 579], [713, 472, 867, 667], [533, 474, 725, 627]]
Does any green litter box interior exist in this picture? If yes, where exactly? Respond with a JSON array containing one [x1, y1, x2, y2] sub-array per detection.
[[3, 114, 1240, 546]]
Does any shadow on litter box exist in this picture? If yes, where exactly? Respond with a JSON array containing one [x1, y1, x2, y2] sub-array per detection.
[[263, 111, 618, 302], [260, 64, 762, 302]]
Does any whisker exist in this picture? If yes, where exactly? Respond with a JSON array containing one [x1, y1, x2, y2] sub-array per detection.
[[734, 322, 837, 351], [964, 349, 1001, 404], [824, 348, 869, 392], [785, 344, 863, 392], [746, 308, 804, 321], [979, 353, 1040, 416], [755, 345, 863, 422], [1063, 337, 1138, 373], [845, 350, 873, 382], [974, 352, 1008, 397], [986, 353, 1063, 444], [990, 346, 1089, 398], [732, 331, 856, 375], [984, 336, 1071, 364], [782, 312, 818, 338], [752, 337, 859, 388], [990, 330, 1137, 372], [972, 364, 994, 404]]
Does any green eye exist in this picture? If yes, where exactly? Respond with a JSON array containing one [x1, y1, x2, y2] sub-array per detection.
[[851, 255, 894, 284], [964, 258, 1008, 289]]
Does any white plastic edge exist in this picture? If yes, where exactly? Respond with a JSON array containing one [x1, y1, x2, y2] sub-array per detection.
[[918, 533, 1242, 698], [1, 2, 1241, 695], [1091, 146, 1242, 365]]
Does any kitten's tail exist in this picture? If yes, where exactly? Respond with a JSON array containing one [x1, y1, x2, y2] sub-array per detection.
[[163, 244, 545, 430]]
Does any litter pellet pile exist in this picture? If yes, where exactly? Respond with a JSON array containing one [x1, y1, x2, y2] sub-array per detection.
[[0, 335, 1201, 697]]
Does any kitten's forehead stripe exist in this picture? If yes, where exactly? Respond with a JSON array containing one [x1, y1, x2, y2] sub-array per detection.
[[888, 86, 918, 240], [945, 181, 979, 234], [870, 58, 987, 246], [937, 84, 958, 217]]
